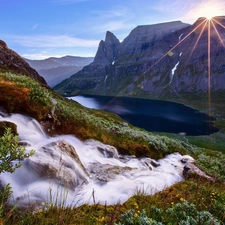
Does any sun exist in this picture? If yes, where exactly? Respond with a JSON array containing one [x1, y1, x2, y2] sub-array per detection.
[[199, 6, 219, 20], [195, 2, 223, 20]]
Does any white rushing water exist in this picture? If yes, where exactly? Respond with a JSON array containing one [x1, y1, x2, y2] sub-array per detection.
[[0, 112, 193, 208]]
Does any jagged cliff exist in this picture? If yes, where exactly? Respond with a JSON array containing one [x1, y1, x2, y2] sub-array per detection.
[[54, 17, 225, 98]]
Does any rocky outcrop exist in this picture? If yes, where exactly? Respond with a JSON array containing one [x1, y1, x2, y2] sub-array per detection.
[[23, 140, 89, 189], [0, 40, 48, 87], [93, 31, 120, 65], [183, 162, 216, 182], [55, 17, 225, 98]]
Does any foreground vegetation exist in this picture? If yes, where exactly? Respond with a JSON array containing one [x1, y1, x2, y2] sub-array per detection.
[[0, 72, 198, 159], [0, 71, 225, 224], [1, 173, 224, 224]]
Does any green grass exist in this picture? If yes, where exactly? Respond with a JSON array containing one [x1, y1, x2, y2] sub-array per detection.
[[1, 71, 225, 224], [0, 71, 197, 159], [1, 173, 224, 224]]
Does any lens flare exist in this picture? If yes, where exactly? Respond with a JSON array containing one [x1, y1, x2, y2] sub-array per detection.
[[190, 1, 224, 21]]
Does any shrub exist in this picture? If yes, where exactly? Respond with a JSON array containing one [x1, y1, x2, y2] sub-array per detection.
[[195, 153, 225, 182], [0, 128, 35, 174], [116, 201, 221, 225]]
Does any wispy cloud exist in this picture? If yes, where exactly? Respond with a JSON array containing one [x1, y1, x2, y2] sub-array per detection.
[[8, 34, 99, 48], [88, 6, 135, 35], [152, 0, 225, 23], [91, 20, 134, 34], [31, 24, 39, 30], [22, 53, 63, 60], [92, 6, 130, 19]]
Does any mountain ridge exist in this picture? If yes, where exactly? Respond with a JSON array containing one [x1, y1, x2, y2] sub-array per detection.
[[54, 17, 225, 98], [25, 56, 94, 87]]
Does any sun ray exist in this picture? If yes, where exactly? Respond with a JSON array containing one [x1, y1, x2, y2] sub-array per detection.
[[208, 19, 211, 114], [104, 15, 223, 119], [211, 19, 225, 47], [211, 17, 225, 47], [212, 17, 225, 29], [142, 18, 208, 75], [112, 18, 208, 98], [186, 20, 208, 64]]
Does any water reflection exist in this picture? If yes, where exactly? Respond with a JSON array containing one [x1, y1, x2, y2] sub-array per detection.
[[70, 95, 219, 136]]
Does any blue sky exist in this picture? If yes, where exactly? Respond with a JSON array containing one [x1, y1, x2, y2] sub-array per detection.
[[1, 0, 225, 59]]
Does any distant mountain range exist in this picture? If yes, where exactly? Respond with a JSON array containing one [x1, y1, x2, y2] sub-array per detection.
[[54, 16, 225, 98], [25, 56, 94, 87]]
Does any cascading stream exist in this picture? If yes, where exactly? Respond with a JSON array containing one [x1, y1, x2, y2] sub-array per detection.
[[0, 111, 193, 208]]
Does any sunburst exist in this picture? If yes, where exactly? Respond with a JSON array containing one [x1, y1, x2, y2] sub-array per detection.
[[111, 7, 225, 126]]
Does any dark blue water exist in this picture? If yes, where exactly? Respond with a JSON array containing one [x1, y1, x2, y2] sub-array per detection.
[[70, 95, 219, 136]]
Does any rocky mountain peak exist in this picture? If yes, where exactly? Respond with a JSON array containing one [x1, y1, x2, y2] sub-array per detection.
[[105, 31, 120, 45], [55, 18, 225, 97], [0, 40, 8, 49], [93, 31, 120, 65]]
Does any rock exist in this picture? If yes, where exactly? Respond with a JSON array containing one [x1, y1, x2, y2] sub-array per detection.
[[94, 31, 120, 65], [87, 162, 131, 183], [23, 140, 89, 189], [183, 162, 215, 181], [85, 139, 119, 159], [141, 158, 160, 170], [0, 40, 8, 49]]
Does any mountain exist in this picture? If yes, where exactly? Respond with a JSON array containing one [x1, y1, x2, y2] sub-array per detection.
[[54, 17, 225, 98], [25, 56, 94, 87], [0, 40, 47, 87], [0, 38, 194, 160]]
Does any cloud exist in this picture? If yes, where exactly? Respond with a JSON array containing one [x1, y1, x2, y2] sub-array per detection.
[[22, 50, 96, 60], [88, 6, 135, 35], [22, 53, 63, 60], [152, 0, 225, 23], [92, 6, 130, 19], [9, 34, 99, 48], [91, 20, 134, 34], [31, 24, 39, 30]]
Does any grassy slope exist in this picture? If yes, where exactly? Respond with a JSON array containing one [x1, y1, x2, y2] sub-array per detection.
[[0, 72, 197, 159], [0, 72, 224, 224]]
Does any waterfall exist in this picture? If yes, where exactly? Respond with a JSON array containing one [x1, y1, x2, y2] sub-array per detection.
[[0, 112, 193, 208]]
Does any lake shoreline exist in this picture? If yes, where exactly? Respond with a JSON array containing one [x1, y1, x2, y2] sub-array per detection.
[[69, 94, 219, 136]]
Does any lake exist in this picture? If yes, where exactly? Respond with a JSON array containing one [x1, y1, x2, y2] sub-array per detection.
[[69, 95, 219, 136]]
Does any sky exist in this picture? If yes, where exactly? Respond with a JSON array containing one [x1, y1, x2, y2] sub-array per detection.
[[1, 0, 225, 60]]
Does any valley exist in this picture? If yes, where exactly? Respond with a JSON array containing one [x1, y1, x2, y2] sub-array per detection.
[[0, 15, 225, 224]]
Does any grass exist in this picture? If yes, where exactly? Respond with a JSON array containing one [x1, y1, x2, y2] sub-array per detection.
[[0, 71, 225, 224], [0, 71, 197, 159], [1, 173, 224, 224]]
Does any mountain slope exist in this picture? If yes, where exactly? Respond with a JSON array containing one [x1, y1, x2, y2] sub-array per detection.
[[25, 56, 94, 87], [0, 39, 195, 159], [54, 17, 225, 98], [0, 40, 47, 87]]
